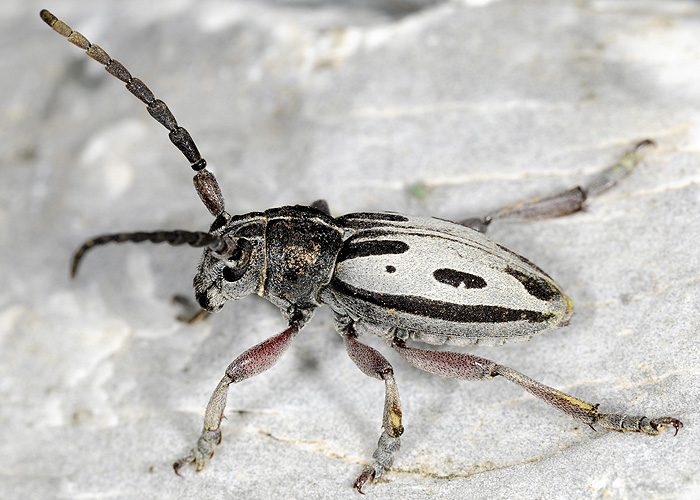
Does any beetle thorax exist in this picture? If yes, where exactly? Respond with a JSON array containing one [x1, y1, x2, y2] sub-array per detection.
[[194, 206, 344, 314]]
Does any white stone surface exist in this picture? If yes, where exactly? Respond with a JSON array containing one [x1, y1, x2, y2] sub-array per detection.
[[2, 1, 699, 499]]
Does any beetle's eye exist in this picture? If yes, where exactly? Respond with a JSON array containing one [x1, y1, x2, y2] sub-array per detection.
[[222, 263, 248, 282], [222, 238, 253, 282]]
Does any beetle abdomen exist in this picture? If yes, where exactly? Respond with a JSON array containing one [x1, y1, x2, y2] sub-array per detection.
[[323, 213, 573, 346]]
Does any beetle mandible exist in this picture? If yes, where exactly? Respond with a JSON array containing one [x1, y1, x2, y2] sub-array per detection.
[[40, 10, 682, 493]]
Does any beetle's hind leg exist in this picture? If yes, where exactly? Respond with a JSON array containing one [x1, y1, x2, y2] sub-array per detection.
[[341, 323, 403, 494], [461, 140, 654, 233], [392, 340, 682, 434], [492, 363, 683, 435]]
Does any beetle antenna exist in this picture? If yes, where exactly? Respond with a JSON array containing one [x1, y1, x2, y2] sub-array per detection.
[[71, 230, 233, 278], [40, 9, 226, 218]]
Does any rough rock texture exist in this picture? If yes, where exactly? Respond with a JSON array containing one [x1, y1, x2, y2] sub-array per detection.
[[2, 1, 699, 498]]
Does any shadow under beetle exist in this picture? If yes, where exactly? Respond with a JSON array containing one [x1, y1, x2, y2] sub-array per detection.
[[41, 9, 682, 493]]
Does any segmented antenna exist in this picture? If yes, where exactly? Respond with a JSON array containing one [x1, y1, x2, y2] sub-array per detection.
[[71, 230, 235, 278], [40, 9, 226, 218]]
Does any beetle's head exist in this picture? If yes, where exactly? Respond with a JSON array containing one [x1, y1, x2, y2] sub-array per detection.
[[193, 213, 267, 312]]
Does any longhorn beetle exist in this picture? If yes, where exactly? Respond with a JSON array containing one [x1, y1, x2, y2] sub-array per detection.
[[41, 9, 682, 493]]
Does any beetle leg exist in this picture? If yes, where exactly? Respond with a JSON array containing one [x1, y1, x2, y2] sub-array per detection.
[[310, 199, 331, 215], [493, 364, 683, 435], [343, 325, 403, 494], [460, 139, 654, 233], [393, 341, 682, 435], [173, 312, 306, 475], [393, 341, 497, 380]]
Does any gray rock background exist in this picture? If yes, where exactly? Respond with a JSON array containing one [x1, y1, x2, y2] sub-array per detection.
[[2, 1, 699, 498]]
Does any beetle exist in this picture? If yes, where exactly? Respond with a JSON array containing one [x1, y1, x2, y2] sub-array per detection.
[[40, 9, 682, 493]]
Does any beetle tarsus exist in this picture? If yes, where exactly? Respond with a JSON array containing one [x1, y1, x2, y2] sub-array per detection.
[[354, 440, 401, 495], [352, 431, 400, 493], [633, 138, 656, 153], [173, 453, 195, 476], [648, 417, 683, 436], [354, 468, 372, 494], [594, 412, 683, 436], [173, 427, 221, 474], [583, 139, 654, 197]]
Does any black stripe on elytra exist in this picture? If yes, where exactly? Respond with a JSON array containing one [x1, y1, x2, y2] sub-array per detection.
[[504, 266, 557, 301], [331, 278, 552, 324], [338, 212, 409, 229], [342, 212, 409, 222], [433, 268, 487, 289], [337, 239, 409, 262], [496, 243, 551, 279]]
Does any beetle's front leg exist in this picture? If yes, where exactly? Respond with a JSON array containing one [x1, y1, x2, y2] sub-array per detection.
[[393, 341, 682, 435], [342, 324, 403, 494], [461, 139, 654, 232], [173, 312, 307, 474]]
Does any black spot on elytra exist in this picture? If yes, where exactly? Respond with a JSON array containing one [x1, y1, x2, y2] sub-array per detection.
[[433, 268, 487, 289], [505, 266, 557, 301], [386, 265, 396, 273]]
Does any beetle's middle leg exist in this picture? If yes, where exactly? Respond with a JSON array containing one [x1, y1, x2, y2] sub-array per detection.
[[173, 312, 307, 474], [393, 340, 682, 435], [461, 139, 654, 233], [341, 323, 403, 494]]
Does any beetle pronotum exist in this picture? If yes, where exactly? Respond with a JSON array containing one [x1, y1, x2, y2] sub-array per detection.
[[40, 9, 682, 493]]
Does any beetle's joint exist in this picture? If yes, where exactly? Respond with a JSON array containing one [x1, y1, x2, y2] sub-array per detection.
[[210, 237, 237, 260], [192, 158, 207, 171]]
